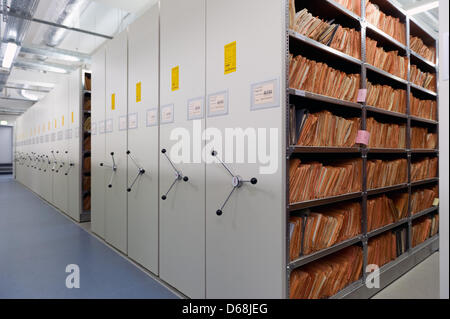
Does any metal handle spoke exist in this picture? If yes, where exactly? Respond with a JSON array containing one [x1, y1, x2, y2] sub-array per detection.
[[162, 177, 179, 200], [216, 186, 237, 216], [162, 149, 180, 174], [211, 150, 235, 177]]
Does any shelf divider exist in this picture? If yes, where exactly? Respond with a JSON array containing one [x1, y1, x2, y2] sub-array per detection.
[[288, 235, 363, 270], [289, 192, 363, 211]]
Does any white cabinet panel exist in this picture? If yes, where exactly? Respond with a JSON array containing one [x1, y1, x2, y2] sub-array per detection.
[[52, 84, 69, 214], [205, 0, 285, 298], [105, 31, 128, 253], [159, 0, 206, 298], [127, 5, 160, 274], [42, 99, 54, 204], [92, 48, 107, 238], [68, 69, 82, 221]]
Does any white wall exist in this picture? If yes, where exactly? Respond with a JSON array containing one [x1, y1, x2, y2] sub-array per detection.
[[0, 115, 18, 126], [0, 126, 13, 164], [439, 0, 449, 300]]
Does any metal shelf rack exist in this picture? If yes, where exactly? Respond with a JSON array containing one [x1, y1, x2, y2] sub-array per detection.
[[81, 70, 92, 222], [286, 0, 439, 299]]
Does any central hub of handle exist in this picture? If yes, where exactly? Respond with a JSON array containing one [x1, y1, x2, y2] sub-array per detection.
[[232, 175, 243, 188]]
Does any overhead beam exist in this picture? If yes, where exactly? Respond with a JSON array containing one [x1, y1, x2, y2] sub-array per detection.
[[20, 45, 91, 63], [0, 110, 25, 115], [0, 10, 113, 40], [4, 81, 54, 93], [0, 95, 37, 103], [14, 58, 77, 74], [3, 85, 52, 93]]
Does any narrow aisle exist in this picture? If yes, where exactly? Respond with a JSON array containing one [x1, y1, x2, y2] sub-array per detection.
[[0, 175, 177, 299]]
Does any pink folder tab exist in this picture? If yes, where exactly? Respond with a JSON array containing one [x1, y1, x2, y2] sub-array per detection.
[[357, 89, 367, 103], [356, 130, 370, 145]]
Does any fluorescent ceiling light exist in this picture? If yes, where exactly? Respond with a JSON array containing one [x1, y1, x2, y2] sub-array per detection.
[[0, 120, 7, 125], [2, 42, 18, 69], [407, 1, 439, 15], [46, 66, 69, 74]]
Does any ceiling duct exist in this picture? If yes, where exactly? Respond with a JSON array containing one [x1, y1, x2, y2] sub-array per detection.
[[42, 0, 89, 47], [0, 0, 40, 90], [2, 0, 40, 44]]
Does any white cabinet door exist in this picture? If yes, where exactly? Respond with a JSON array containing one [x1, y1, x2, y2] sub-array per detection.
[[159, 0, 206, 298], [127, 5, 160, 275], [67, 69, 82, 222], [205, 0, 285, 298], [105, 31, 128, 253], [52, 83, 69, 214], [92, 48, 106, 238], [42, 99, 54, 204]]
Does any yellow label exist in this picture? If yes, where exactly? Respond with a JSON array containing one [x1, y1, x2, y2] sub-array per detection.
[[54, 119, 57, 128], [48, 122, 51, 130], [433, 198, 439, 206], [62, 116, 64, 127], [224, 41, 237, 74], [111, 93, 116, 110], [136, 82, 142, 102], [71, 112, 74, 123], [171, 66, 179, 91]]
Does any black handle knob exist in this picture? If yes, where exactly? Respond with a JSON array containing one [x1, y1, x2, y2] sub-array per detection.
[[65, 173, 68, 176], [211, 150, 217, 156], [250, 178, 258, 185], [183, 176, 189, 182], [127, 150, 131, 155], [161, 195, 167, 200], [100, 163, 104, 166], [161, 149, 166, 154], [111, 152, 114, 156], [70, 163, 75, 167], [140, 169, 146, 174], [65, 151, 68, 154], [127, 188, 131, 192], [216, 210, 223, 216], [108, 184, 112, 188]]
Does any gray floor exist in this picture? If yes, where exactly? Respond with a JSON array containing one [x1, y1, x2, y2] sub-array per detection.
[[0, 174, 177, 299], [372, 252, 440, 299]]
